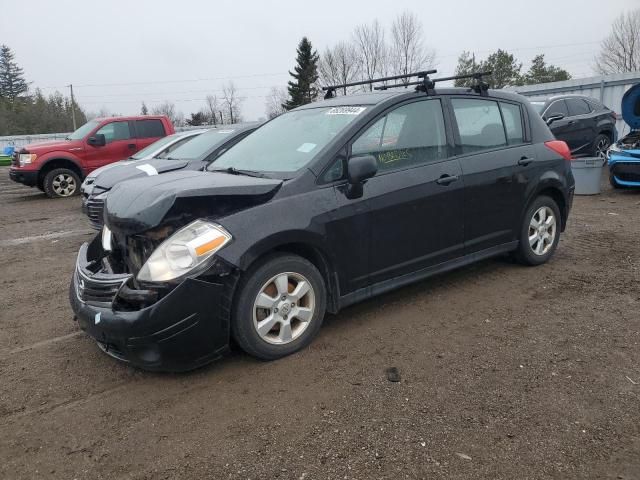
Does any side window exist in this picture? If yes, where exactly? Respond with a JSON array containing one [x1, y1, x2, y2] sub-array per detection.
[[351, 99, 448, 172], [566, 98, 591, 116], [136, 119, 165, 138], [451, 98, 506, 154], [322, 157, 345, 183], [545, 100, 569, 118], [500, 102, 524, 145], [95, 121, 131, 144]]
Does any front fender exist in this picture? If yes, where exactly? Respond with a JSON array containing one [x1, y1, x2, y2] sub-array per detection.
[[38, 151, 85, 172]]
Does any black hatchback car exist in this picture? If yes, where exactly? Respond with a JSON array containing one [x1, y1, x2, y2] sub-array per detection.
[[69, 72, 575, 371], [529, 95, 618, 158]]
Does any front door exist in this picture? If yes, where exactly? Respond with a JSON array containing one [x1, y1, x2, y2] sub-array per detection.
[[84, 120, 137, 171], [346, 98, 465, 286], [449, 97, 534, 253]]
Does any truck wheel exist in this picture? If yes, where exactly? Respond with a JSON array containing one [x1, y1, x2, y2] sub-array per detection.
[[514, 195, 561, 266], [43, 168, 80, 198], [231, 253, 326, 360]]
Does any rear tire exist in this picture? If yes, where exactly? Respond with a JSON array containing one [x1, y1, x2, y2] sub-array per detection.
[[43, 168, 80, 198], [514, 195, 561, 266], [232, 254, 326, 360], [592, 133, 611, 161]]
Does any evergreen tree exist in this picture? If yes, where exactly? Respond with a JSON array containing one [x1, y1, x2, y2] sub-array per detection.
[[522, 54, 571, 85], [140, 101, 149, 115], [0, 45, 29, 101], [480, 49, 522, 89], [283, 37, 319, 110], [453, 51, 479, 87]]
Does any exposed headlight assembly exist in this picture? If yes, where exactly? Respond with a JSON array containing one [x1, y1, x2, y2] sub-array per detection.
[[137, 220, 232, 283]]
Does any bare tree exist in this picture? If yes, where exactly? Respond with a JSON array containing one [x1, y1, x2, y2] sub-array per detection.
[[205, 94, 220, 126], [596, 9, 640, 74], [318, 42, 360, 95], [353, 20, 387, 90], [265, 86, 288, 119], [222, 82, 244, 124], [151, 101, 182, 126], [389, 11, 436, 83]]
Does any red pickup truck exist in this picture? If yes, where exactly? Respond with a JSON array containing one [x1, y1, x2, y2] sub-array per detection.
[[9, 115, 174, 198]]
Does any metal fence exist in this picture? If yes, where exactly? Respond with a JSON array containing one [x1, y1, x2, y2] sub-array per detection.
[[505, 71, 640, 137]]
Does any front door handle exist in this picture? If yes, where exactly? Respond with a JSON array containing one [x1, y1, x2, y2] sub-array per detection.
[[518, 156, 534, 166], [436, 174, 459, 186], [127, 143, 136, 150]]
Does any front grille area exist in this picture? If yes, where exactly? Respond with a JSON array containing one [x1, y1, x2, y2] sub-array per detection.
[[76, 268, 130, 307], [86, 198, 105, 230], [612, 162, 640, 183]]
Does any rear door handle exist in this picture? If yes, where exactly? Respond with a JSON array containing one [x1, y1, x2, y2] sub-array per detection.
[[127, 143, 136, 150], [436, 174, 459, 186], [518, 156, 534, 166]]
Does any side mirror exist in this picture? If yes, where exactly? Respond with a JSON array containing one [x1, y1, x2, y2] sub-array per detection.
[[346, 155, 378, 199], [545, 113, 565, 126], [88, 134, 106, 146]]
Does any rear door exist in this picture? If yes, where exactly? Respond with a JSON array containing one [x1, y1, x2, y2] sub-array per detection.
[[565, 97, 595, 155], [449, 96, 535, 253], [345, 97, 464, 286], [84, 120, 136, 170], [135, 118, 167, 150]]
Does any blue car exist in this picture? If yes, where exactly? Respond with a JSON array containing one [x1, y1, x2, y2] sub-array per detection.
[[608, 83, 640, 188]]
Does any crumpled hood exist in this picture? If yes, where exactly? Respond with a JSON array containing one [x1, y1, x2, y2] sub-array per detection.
[[105, 170, 283, 234], [93, 158, 193, 190]]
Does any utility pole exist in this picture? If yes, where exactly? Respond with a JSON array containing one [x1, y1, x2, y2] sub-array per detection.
[[68, 84, 77, 130]]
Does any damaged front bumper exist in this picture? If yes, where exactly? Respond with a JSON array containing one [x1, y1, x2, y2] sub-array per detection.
[[70, 238, 234, 371], [608, 151, 640, 187]]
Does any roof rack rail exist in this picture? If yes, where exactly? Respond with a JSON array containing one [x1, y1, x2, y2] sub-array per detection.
[[375, 71, 493, 96], [322, 70, 437, 99]]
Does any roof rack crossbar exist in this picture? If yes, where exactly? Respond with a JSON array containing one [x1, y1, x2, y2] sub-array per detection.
[[322, 70, 437, 99], [374, 71, 493, 96]]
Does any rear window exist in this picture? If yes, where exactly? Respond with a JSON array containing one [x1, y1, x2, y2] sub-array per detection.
[[136, 119, 165, 138], [500, 102, 524, 145], [451, 98, 507, 154]]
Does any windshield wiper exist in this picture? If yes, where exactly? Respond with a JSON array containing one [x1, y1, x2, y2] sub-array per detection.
[[209, 167, 266, 178]]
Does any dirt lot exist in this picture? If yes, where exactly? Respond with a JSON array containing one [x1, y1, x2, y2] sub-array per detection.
[[0, 166, 638, 480]]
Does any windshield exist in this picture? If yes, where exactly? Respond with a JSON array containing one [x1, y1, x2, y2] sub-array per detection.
[[133, 133, 187, 160], [530, 101, 546, 114], [67, 120, 100, 140], [209, 106, 367, 173], [167, 129, 236, 160]]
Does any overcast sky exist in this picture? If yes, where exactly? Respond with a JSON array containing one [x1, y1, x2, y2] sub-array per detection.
[[3, 0, 638, 122]]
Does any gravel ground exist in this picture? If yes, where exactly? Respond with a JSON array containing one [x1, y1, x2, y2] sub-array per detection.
[[0, 166, 638, 480]]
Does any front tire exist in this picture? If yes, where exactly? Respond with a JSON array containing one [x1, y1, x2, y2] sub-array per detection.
[[514, 195, 561, 266], [43, 168, 80, 198], [231, 254, 326, 360]]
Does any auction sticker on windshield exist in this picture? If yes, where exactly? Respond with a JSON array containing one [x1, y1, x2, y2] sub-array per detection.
[[297, 143, 317, 153], [326, 106, 366, 115]]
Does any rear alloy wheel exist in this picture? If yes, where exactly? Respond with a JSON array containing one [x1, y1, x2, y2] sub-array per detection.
[[592, 133, 610, 163], [43, 168, 80, 198], [232, 254, 326, 360], [515, 196, 561, 266]]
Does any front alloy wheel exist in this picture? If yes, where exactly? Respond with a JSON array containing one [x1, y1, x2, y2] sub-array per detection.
[[43, 168, 81, 198], [232, 254, 326, 360]]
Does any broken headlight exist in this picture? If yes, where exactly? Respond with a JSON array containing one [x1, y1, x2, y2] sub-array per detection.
[[137, 220, 232, 283]]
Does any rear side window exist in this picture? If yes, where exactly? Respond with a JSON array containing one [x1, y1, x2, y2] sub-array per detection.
[[500, 102, 524, 145], [545, 100, 569, 118], [95, 121, 131, 143], [451, 98, 506, 154], [136, 119, 166, 138], [351, 99, 448, 172], [566, 98, 591, 116]]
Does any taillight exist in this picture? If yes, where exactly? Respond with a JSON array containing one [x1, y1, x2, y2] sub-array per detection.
[[544, 140, 572, 161]]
